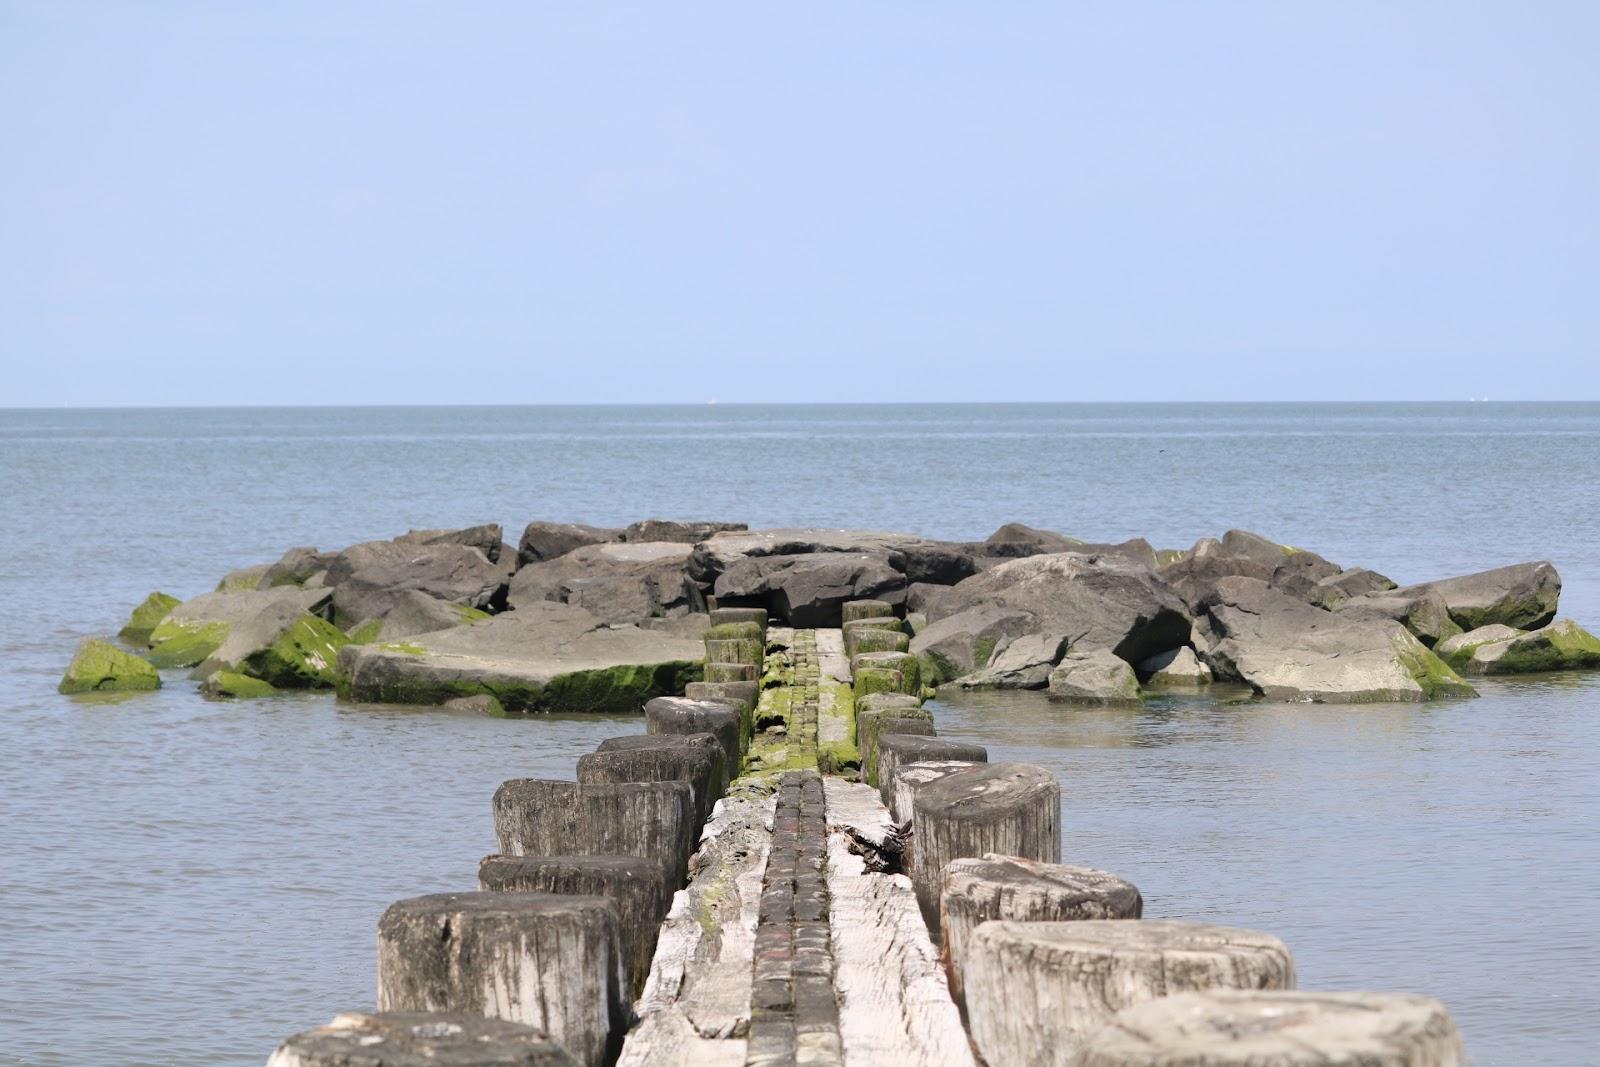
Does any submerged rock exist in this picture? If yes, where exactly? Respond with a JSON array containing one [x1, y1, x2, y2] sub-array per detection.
[[340, 601, 703, 712], [60, 638, 161, 694], [146, 586, 331, 668], [1441, 618, 1600, 675], [508, 542, 697, 624], [118, 591, 180, 644], [200, 670, 277, 699], [1047, 649, 1142, 705], [1395, 561, 1561, 632], [1197, 577, 1476, 703]]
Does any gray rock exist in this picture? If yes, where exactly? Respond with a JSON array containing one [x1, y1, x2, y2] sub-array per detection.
[[395, 523, 505, 562], [267, 1012, 578, 1067], [622, 518, 746, 544], [329, 543, 507, 629], [517, 521, 622, 566], [713, 552, 906, 627], [909, 604, 1035, 684], [1335, 587, 1458, 646], [196, 602, 348, 688], [933, 553, 1191, 666], [1395, 561, 1561, 631], [1197, 577, 1476, 703], [1137, 645, 1212, 687], [260, 546, 334, 588], [349, 588, 487, 643], [1441, 618, 1600, 675], [1047, 649, 1142, 704], [1306, 566, 1397, 609], [340, 602, 703, 712], [982, 522, 1083, 557], [948, 633, 1068, 690], [1267, 551, 1343, 599], [146, 586, 333, 668], [507, 541, 698, 624], [215, 563, 272, 592]]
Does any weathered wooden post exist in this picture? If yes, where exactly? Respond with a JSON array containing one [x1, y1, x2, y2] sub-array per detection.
[[709, 606, 768, 632], [376, 892, 627, 1067], [845, 627, 910, 657], [889, 759, 984, 825], [1073, 990, 1464, 1066], [577, 733, 725, 832], [938, 854, 1143, 1014], [909, 762, 1059, 929], [704, 661, 757, 683], [875, 735, 987, 810], [704, 635, 763, 666], [478, 854, 669, 998], [267, 1011, 578, 1066], [644, 695, 743, 782], [852, 650, 922, 697], [963, 919, 1295, 1065], [842, 599, 895, 623], [492, 779, 697, 889], [842, 616, 907, 658], [684, 679, 759, 722]]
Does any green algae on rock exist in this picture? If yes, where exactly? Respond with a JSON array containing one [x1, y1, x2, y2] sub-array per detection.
[[146, 619, 231, 668], [241, 615, 350, 688], [59, 638, 161, 695], [1445, 619, 1600, 675], [200, 670, 278, 699], [118, 591, 180, 644]]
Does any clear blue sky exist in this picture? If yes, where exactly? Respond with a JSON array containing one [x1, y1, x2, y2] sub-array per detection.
[[2, 3, 1596, 405]]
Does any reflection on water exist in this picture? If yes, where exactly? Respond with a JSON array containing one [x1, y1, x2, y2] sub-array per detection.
[[929, 675, 1600, 1065]]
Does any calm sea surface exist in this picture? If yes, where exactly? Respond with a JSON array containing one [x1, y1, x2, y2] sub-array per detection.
[[1, 403, 1597, 1065]]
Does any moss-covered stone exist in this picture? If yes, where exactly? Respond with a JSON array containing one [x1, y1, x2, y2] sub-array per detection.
[[704, 621, 764, 641], [854, 666, 907, 698], [200, 670, 277, 699], [345, 618, 384, 645], [1436, 624, 1522, 671], [146, 619, 230, 668], [1391, 635, 1478, 699], [241, 615, 350, 688], [119, 591, 180, 644], [1457, 619, 1600, 675], [59, 638, 161, 694], [853, 651, 922, 694], [817, 740, 861, 776], [215, 564, 268, 593], [704, 637, 764, 666], [705, 661, 757, 683]]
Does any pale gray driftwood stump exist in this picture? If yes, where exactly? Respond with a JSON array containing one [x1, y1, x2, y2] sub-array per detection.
[[578, 733, 726, 831], [1073, 990, 1464, 1067], [964, 919, 1295, 1066], [478, 854, 669, 998], [938, 854, 1143, 1014], [644, 695, 744, 781], [909, 762, 1059, 930], [876, 735, 987, 811], [376, 893, 626, 1067], [266, 1011, 577, 1067], [492, 778, 698, 890], [889, 759, 985, 825]]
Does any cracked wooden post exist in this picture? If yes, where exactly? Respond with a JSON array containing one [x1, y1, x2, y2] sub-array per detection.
[[577, 733, 726, 832], [964, 919, 1295, 1065], [267, 1011, 578, 1066], [492, 779, 698, 890], [938, 854, 1143, 1015], [854, 695, 932, 786], [842, 616, 907, 659], [479, 854, 669, 998], [908, 762, 1059, 929], [852, 650, 922, 698], [1074, 990, 1465, 1066], [889, 759, 984, 825], [376, 892, 627, 1067], [684, 680, 759, 740], [644, 695, 743, 785], [875, 735, 987, 811]]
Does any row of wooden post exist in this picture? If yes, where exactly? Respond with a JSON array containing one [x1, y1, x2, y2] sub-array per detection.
[[266, 608, 768, 1067], [844, 596, 1468, 1066]]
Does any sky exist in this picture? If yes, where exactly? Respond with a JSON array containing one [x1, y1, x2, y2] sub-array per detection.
[[1, 3, 1596, 406]]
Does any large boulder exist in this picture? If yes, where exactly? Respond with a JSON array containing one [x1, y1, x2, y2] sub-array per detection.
[[1335, 587, 1459, 646], [929, 553, 1191, 668], [1137, 645, 1212, 687], [949, 633, 1069, 690], [1196, 577, 1476, 703], [713, 552, 905, 626], [1162, 530, 1339, 610], [60, 638, 161, 694], [517, 521, 622, 566], [508, 542, 698, 624], [260, 546, 335, 588], [1047, 649, 1142, 704], [198, 604, 350, 688], [910, 605, 1035, 684], [345, 589, 489, 644], [982, 523, 1082, 558], [1395, 561, 1561, 631], [621, 519, 745, 544], [395, 523, 505, 562], [1439, 618, 1600, 675], [1306, 567, 1396, 609], [340, 601, 703, 712], [146, 586, 332, 668], [328, 543, 507, 629]]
